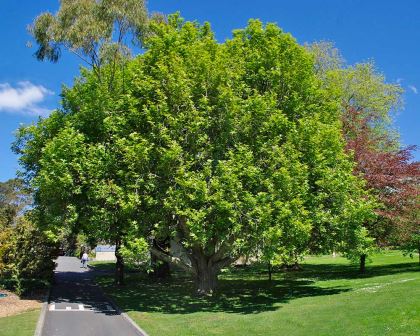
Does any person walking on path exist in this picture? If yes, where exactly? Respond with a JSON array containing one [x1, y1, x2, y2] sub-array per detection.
[[81, 252, 89, 268]]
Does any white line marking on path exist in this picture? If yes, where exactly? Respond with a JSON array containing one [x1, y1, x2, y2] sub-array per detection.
[[48, 302, 116, 312]]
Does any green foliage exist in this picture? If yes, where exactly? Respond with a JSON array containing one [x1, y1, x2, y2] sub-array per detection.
[[0, 179, 55, 294], [120, 237, 150, 271], [15, 14, 376, 293], [305, 41, 344, 80], [0, 227, 15, 278], [29, 0, 148, 68], [0, 217, 58, 295], [307, 41, 415, 265], [398, 204, 420, 260], [13, 217, 59, 295], [0, 179, 30, 228], [307, 42, 403, 148]]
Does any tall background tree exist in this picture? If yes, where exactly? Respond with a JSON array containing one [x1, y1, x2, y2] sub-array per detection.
[[308, 41, 420, 271], [0, 178, 30, 228], [26, 0, 157, 284], [30, 0, 148, 85]]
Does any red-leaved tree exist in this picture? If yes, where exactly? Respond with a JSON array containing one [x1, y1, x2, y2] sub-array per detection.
[[343, 107, 420, 269]]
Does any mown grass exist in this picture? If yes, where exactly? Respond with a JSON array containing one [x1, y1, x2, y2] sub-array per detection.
[[89, 260, 138, 273], [0, 309, 40, 336], [96, 251, 420, 336], [89, 260, 117, 272]]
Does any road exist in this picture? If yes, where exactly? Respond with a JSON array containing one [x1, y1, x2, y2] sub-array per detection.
[[42, 256, 144, 336]]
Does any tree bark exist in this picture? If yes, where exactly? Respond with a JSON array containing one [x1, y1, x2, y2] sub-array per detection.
[[190, 248, 233, 295], [150, 247, 195, 274], [193, 253, 218, 295], [359, 254, 366, 273], [115, 237, 124, 285], [196, 264, 218, 295]]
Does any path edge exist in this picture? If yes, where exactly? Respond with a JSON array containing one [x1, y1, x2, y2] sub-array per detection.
[[100, 288, 149, 336], [34, 287, 51, 336]]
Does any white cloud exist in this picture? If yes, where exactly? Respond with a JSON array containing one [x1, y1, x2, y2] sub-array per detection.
[[408, 85, 418, 94], [0, 81, 54, 116]]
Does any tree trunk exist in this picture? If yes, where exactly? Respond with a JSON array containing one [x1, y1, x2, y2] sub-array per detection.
[[115, 238, 124, 286], [150, 238, 171, 279], [196, 267, 218, 295], [268, 261, 272, 281], [190, 249, 232, 296], [359, 254, 366, 273]]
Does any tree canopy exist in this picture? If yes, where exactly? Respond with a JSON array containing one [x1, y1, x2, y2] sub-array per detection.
[[15, 15, 376, 294]]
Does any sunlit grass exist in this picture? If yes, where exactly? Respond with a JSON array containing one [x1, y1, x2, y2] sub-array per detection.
[[0, 309, 40, 336], [97, 251, 420, 336]]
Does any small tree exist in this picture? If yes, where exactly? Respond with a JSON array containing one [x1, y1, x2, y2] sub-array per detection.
[[397, 206, 419, 264], [120, 237, 150, 271]]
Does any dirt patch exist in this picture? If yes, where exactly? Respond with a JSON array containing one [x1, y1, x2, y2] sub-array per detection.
[[0, 290, 45, 317]]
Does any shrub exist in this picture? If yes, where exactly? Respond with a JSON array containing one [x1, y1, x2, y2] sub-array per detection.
[[0, 218, 59, 295]]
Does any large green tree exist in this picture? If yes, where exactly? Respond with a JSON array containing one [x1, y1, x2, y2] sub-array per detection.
[[16, 16, 374, 294], [27, 0, 156, 283], [134, 17, 374, 292]]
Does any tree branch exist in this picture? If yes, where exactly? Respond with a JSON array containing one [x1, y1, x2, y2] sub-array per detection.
[[150, 246, 196, 275]]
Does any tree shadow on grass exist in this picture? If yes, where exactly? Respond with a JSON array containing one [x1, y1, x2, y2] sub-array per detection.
[[101, 275, 348, 315], [98, 260, 419, 316]]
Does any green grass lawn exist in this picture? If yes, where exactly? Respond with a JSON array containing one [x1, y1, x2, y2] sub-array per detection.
[[89, 260, 138, 273], [89, 260, 117, 272], [0, 309, 40, 336], [96, 251, 420, 336]]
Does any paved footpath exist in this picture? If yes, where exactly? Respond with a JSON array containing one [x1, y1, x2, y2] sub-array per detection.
[[42, 256, 144, 336]]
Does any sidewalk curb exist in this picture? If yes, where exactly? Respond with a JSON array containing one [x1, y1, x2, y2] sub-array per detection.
[[102, 292, 149, 336], [89, 265, 147, 335], [34, 287, 51, 336]]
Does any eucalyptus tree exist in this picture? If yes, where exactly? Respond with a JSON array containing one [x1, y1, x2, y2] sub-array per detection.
[[30, 0, 148, 86]]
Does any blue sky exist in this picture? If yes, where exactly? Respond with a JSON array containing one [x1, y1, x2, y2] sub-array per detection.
[[1, 0, 419, 182]]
